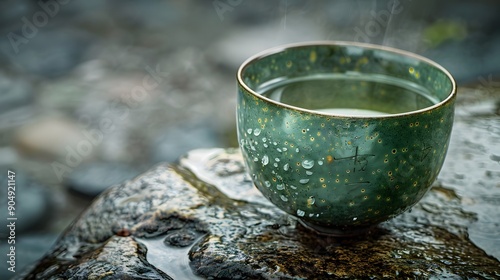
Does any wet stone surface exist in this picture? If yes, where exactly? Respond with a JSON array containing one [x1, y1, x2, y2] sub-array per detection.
[[21, 89, 500, 279]]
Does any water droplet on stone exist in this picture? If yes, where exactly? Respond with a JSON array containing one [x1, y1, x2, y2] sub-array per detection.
[[262, 137, 267, 142], [254, 128, 261, 136], [280, 195, 288, 202], [318, 160, 324, 165], [277, 184, 284, 190], [283, 163, 289, 171], [247, 128, 252, 134], [290, 185, 297, 189], [302, 159, 315, 169], [299, 179, 309, 184], [306, 171, 313, 175], [253, 157, 258, 162], [307, 196, 315, 206], [297, 209, 305, 217], [263, 144, 268, 148], [275, 158, 280, 162], [273, 163, 278, 167], [296, 148, 300, 153], [264, 181, 271, 187]]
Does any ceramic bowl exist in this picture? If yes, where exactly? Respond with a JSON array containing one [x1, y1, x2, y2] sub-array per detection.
[[236, 41, 456, 235]]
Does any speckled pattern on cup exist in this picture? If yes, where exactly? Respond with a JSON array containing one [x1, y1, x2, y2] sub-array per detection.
[[236, 41, 456, 234]]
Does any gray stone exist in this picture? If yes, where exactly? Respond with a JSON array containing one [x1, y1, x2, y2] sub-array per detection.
[[14, 117, 90, 160], [65, 162, 141, 197], [0, 171, 51, 236], [151, 120, 221, 163], [0, 234, 58, 280], [20, 87, 500, 279], [0, 29, 92, 78]]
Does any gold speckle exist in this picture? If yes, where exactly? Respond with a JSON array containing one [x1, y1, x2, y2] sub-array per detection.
[[326, 155, 334, 163], [262, 107, 269, 112], [409, 67, 415, 74], [309, 51, 317, 63], [358, 57, 368, 65], [307, 196, 315, 207], [286, 61, 292, 68]]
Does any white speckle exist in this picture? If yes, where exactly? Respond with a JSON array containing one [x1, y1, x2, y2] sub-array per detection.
[[240, 139, 245, 146], [307, 128, 310, 131], [290, 185, 297, 189], [296, 148, 300, 153], [273, 142, 277, 146], [306, 171, 313, 175], [273, 163, 278, 167], [254, 128, 261, 136], [297, 209, 305, 217], [277, 184, 284, 190], [280, 195, 288, 202], [275, 158, 280, 162], [253, 157, 258, 162], [283, 163, 289, 171], [262, 155, 269, 166], [271, 170, 276, 174], [264, 181, 271, 187], [299, 179, 309, 184], [353, 217, 357, 221], [282, 147, 288, 151], [316, 214, 319, 217], [247, 128, 252, 134], [309, 213, 314, 217], [302, 159, 315, 169], [277, 148, 282, 152], [262, 137, 267, 142], [318, 160, 324, 165], [263, 143, 268, 148]]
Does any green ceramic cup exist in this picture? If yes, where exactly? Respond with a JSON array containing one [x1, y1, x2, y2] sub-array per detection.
[[236, 41, 456, 235]]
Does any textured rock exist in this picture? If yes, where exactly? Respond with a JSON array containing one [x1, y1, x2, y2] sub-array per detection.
[[21, 88, 500, 279]]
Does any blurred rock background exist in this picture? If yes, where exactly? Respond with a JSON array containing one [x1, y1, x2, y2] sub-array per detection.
[[0, 0, 499, 278]]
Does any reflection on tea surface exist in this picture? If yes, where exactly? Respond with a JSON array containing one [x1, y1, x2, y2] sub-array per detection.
[[258, 74, 438, 116]]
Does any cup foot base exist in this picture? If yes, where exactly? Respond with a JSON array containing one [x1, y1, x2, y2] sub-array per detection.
[[298, 219, 375, 237]]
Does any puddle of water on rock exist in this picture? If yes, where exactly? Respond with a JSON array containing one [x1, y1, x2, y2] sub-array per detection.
[[135, 236, 204, 280], [439, 96, 500, 261]]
